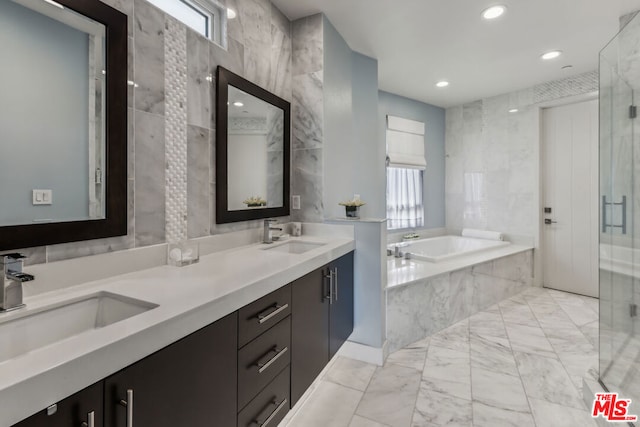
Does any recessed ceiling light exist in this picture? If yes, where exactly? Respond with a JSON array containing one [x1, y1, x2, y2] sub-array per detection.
[[43, 0, 64, 9], [508, 108, 519, 113], [227, 8, 237, 19], [541, 50, 562, 60], [482, 5, 506, 20], [233, 101, 244, 107], [436, 81, 450, 88]]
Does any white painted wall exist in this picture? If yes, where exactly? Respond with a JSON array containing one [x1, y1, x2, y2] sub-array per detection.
[[227, 134, 268, 210]]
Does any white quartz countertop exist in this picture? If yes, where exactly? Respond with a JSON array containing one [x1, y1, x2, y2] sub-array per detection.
[[0, 235, 354, 426], [387, 244, 533, 289]]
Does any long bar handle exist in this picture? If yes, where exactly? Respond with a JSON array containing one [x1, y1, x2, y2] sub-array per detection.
[[119, 389, 134, 427], [256, 399, 288, 427], [81, 411, 95, 427], [333, 267, 338, 302], [257, 346, 288, 374], [257, 304, 289, 324], [324, 269, 333, 304]]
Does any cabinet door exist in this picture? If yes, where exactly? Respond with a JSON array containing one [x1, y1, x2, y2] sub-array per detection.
[[13, 381, 103, 427], [329, 251, 354, 358], [104, 312, 237, 427], [291, 267, 329, 406]]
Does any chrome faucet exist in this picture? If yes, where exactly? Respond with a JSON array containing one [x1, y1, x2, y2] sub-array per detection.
[[263, 219, 283, 244], [1, 253, 34, 312]]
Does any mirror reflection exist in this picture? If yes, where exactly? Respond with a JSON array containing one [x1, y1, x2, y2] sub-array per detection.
[[0, 0, 106, 227], [227, 85, 284, 211]]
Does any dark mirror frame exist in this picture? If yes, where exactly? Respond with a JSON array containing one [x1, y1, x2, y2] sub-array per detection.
[[216, 66, 291, 224], [0, 0, 127, 251]]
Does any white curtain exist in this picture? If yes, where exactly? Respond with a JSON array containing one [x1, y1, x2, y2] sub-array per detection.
[[386, 167, 424, 229]]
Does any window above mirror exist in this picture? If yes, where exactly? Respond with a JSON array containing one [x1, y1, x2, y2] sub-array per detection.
[[146, 0, 226, 46]]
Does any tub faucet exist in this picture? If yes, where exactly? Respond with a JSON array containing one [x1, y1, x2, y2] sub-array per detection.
[[263, 219, 283, 244], [1, 253, 33, 312]]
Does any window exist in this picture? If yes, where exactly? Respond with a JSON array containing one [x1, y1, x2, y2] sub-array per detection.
[[146, 0, 226, 45], [387, 168, 424, 230], [385, 115, 427, 230]]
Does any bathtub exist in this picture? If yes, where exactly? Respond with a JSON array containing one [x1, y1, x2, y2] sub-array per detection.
[[394, 235, 510, 262]]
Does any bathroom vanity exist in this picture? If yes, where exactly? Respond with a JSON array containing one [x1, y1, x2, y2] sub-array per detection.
[[2, 235, 354, 427]]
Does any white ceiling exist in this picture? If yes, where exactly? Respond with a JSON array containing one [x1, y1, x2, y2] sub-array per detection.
[[271, 0, 640, 108]]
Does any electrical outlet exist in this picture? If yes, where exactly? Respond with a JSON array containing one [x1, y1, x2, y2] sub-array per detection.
[[292, 195, 301, 210]]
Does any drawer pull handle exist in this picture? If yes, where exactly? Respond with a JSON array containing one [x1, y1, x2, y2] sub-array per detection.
[[333, 267, 339, 302], [256, 346, 288, 374], [81, 411, 95, 427], [257, 303, 289, 324], [119, 389, 134, 427], [255, 399, 288, 426]]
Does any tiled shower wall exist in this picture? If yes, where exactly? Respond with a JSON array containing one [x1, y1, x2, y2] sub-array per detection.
[[18, 0, 294, 265], [445, 71, 598, 240]]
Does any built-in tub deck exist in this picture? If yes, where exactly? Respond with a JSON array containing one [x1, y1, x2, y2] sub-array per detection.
[[386, 236, 535, 353]]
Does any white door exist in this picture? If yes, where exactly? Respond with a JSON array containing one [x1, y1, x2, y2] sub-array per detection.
[[542, 99, 599, 297]]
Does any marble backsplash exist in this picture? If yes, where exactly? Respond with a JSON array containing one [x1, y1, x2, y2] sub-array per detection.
[[14, 0, 295, 266], [386, 250, 534, 352]]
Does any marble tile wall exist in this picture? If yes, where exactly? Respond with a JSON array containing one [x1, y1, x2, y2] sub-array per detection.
[[19, 0, 294, 265], [445, 71, 597, 242], [386, 250, 534, 352], [291, 14, 324, 222]]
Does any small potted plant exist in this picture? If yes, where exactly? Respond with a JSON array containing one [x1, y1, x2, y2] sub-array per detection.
[[243, 196, 267, 208], [339, 197, 366, 219]]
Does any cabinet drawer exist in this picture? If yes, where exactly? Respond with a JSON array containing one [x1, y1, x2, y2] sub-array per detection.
[[237, 368, 290, 427], [238, 316, 291, 410], [238, 284, 291, 348]]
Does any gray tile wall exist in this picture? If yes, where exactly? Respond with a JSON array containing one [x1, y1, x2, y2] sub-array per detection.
[[445, 71, 598, 239], [20, 0, 294, 265]]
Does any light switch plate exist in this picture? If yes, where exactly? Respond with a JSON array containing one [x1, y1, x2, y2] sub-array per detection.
[[33, 189, 52, 205], [292, 195, 300, 210]]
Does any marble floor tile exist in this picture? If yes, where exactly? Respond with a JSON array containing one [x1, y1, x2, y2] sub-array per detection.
[[423, 345, 471, 384], [528, 302, 577, 330], [325, 357, 377, 392], [470, 332, 520, 377], [349, 415, 390, 427], [287, 381, 363, 427], [283, 287, 603, 427], [499, 299, 539, 327], [504, 322, 557, 359], [421, 375, 471, 402], [429, 319, 469, 353], [356, 364, 422, 427], [385, 345, 428, 372], [469, 310, 508, 339], [472, 402, 535, 427], [471, 367, 530, 412], [412, 388, 472, 427], [528, 397, 597, 427], [514, 351, 585, 410]]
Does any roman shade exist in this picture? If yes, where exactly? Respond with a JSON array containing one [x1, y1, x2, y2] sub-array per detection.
[[386, 115, 426, 169]]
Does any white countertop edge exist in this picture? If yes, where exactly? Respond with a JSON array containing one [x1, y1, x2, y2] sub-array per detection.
[[386, 244, 534, 290], [0, 236, 354, 426]]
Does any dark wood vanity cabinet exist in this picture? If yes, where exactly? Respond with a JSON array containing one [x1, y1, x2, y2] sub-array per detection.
[[12, 251, 354, 427], [104, 312, 237, 427], [291, 252, 354, 406], [13, 382, 103, 427]]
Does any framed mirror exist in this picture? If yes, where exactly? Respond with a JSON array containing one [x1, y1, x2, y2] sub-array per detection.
[[216, 67, 290, 224], [0, 0, 127, 250]]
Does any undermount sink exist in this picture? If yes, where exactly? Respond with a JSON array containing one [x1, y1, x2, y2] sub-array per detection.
[[265, 241, 326, 254], [0, 292, 158, 364]]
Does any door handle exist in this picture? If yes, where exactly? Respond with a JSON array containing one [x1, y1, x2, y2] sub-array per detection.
[[81, 411, 95, 427], [544, 219, 557, 225], [119, 389, 134, 427]]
